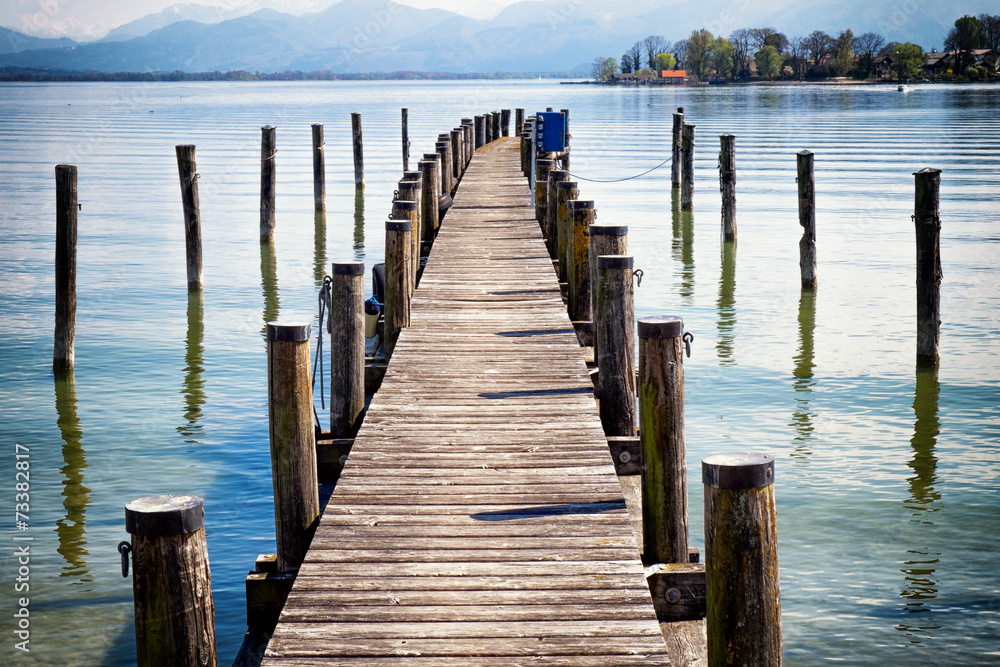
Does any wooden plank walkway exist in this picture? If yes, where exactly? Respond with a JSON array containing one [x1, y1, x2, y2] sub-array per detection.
[[262, 138, 671, 665]]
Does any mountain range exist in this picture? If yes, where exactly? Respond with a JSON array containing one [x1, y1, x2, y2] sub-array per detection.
[[0, 0, 985, 75]]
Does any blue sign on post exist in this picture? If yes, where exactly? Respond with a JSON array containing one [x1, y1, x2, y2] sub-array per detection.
[[535, 111, 566, 152]]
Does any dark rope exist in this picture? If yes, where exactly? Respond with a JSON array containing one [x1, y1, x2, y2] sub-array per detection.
[[569, 157, 671, 183]]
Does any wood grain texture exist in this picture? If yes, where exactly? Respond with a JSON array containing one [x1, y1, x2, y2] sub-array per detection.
[[260, 126, 276, 242], [54, 164, 77, 370], [796, 150, 817, 289], [262, 143, 671, 665]]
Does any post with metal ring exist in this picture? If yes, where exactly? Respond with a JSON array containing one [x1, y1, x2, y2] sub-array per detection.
[[533, 157, 555, 232], [554, 180, 579, 273], [311, 124, 325, 213], [384, 220, 412, 358], [703, 452, 781, 666], [391, 199, 419, 295], [545, 169, 570, 252], [175, 146, 203, 291], [329, 264, 365, 439], [588, 225, 628, 357], [567, 199, 596, 324], [419, 156, 440, 243], [260, 125, 276, 242], [595, 255, 636, 437], [125, 494, 217, 667]]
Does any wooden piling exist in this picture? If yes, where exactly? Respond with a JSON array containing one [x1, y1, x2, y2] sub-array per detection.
[[391, 199, 420, 294], [914, 167, 942, 364], [419, 157, 440, 244], [461, 119, 474, 166], [515, 108, 524, 136], [266, 322, 320, 573], [703, 453, 781, 666], [595, 255, 636, 437], [797, 150, 817, 289], [384, 220, 412, 358], [567, 200, 595, 323], [260, 125, 276, 243], [329, 263, 365, 438], [719, 134, 736, 241], [501, 109, 511, 136], [401, 108, 409, 172], [125, 494, 216, 667], [638, 316, 689, 565], [436, 140, 452, 195], [554, 180, 579, 280], [681, 123, 695, 210], [54, 164, 77, 372], [450, 128, 463, 180], [545, 169, 570, 254], [588, 225, 628, 344], [174, 146, 203, 292], [484, 114, 493, 144], [534, 157, 555, 230], [351, 112, 364, 189], [311, 124, 325, 213], [560, 108, 571, 171], [671, 109, 684, 189], [475, 115, 485, 148], [398, 177, 423, 256]]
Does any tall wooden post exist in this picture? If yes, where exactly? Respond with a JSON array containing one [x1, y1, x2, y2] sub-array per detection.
[[493, 112, 502, 142], [384, 220, 412, 358], [329, 263, 365, 438], [567, 200, 595, 323], [398, 177, 423, 259], [436, 140, 452, 195], [391, 199, 419, 294], [501, 109, 511, 136], [639, 316, 689, 565], [311, 124, 325, 213], [560, 108, 570, 171], [589, 225, 627, 349], [260, 125, 276, 243], [797, 150, 817, 289], [475, 115, 485, 148], [54, 164, 77, 371], [125, 495, 216, 667], [401, 108, 409, 172], [515, 108, 524, 136], [450, 128, 463, 180], [595, 255, 636, 437], [554, 180, 579, 278], [351, 112, 364, 190], [266, 322, 320, 573], [671, 109, 684, 189], [703, 453, 781, 666], [175, 146, 203, 291], [914, 167, 942, 364], [534, 157, 555, 230], [719, 134, 736, 241], [419, 157, 440, 244], [681, 123, 695, 210], [462, 119, 474, 166], [545, 169, 570, 251]]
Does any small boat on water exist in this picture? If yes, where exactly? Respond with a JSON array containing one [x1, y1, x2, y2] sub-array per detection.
[[898, 84, 907, 92]]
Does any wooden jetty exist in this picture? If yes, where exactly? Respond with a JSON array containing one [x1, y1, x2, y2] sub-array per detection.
[[259, 137, 704, 665]]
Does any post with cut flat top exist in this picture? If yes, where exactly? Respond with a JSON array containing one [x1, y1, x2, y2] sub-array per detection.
[[384, 220, 412, 358], [681, 123, 695, 210], [54, 164, 77, 371], [492, 112, 501, 143], [554, 180, 579, 278], [125, 494, 217, 667], [545, 169, 570, 253], [639, 316, 689, 565], [462, 119, 474, 165], [391, 199, 419, 295], [567, 200, 595, 324], [329, 263, 365, 439], [436, 139, 452, 195], [311, 124, 325, 213], [401, 108, 409, 171], [266, 322, 320, 573], [797, 150, 817, 289], [398, 177, 423, 259], [589, 225, 628, 352], [596, 255, 636, 437], [501, 108, 511, 136], [671, 109, 684, 189], [719, 134, 736, 241], [703, 452, 781, 667], [914, 167, 942, 364], [260, 125, 276, 242], [351, 112, 364, 189], [419, 157, 440, 244], [450, 128, 463, 180], [175, 146, 203, 291], [475, 115, 486, 148], [515, 108, 524, 136]]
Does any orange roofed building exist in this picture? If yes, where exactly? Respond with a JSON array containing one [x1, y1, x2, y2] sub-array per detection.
[[661, 69, 687, 78]]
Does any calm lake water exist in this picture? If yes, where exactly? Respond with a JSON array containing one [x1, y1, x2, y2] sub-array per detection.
[[1, 80, 998, 665]]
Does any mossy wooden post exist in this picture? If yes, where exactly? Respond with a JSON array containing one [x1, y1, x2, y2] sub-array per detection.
[[125, 494, 216, 667], [329, 263, 365, 438], [719, 134, 736, 241], [392, 199, 419, 294], [311, 124, 325, 213], [419, 157, 440, 244], [671, 109, 684, 189], [266, 322, 320, 573], [515, 108, 524, 136], [475, 115, 485, 148], [596, 255, 636, 437], [534, 157, 555, 232], [639, 315, 689, 565], [567, 199, 595, 323], [384, 220, 411, 358], [398, 177, 422, 259], [461, 118, 473, 165], [175, 146, 203, 292], [703, 453, 781, 667], [545, 169, 570, 252], [54, 164, 77, 371], [450, 128, 463, 179], [351, 112, 364, 189], [501, 108, 511, 136], [401, 108, 409, 172], [681, 122, 695, 210], [914, 167, 942, 364], [260, 125, 276, 242], [435, 140, 452, 195], [589, 224, 628, 349], [554, 180, 579, 279], [797, 150, 817, 289]]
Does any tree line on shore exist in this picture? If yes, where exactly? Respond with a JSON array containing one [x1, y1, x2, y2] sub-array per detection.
[[592, 13, 1000, 83]]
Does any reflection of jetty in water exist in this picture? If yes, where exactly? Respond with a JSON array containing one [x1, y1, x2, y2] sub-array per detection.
[[670, 189, 694, 302], [53, 370, 92, 582], [897, 365, 942, 635], [178, 291, 205, 443], [354, 189, 365, 261], [716, 240, 736, 365], [790, 288, 816, 459]]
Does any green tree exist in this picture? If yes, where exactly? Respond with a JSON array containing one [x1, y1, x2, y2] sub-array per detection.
[[802, 30, 833, 74], [643, 35, 670, 70], [891, 42, 924, 80], [626, 41, 643, 73], [834, 29, 854, 76], [653, 52, 677, 73], [685, 28, 714, 78], [709, 38, 735, 79], [592, 56, 619, 82], [945, 15, 985, 72], [755, 45, 783, 80]]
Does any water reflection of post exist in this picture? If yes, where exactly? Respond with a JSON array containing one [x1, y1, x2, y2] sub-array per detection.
[[898, 364, 942, 628], [790, 288, 816, 457], [261, 242, 280, 331], [679, 207, 695, 301], [313, 211, 327, 286], [716, 240, 736, 364], [53, 370, 92, 581], [353, 188, 365, 260], [178, 291, 205, 442]]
